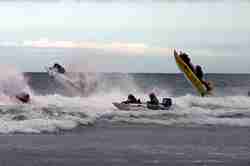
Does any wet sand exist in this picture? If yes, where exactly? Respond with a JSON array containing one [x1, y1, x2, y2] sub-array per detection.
[[0, 125, 250, 166]]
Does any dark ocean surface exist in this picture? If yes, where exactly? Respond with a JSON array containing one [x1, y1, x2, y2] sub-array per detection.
[[25, 73, 250, 96]]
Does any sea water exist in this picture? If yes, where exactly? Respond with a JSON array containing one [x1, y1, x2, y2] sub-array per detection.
[[0, 71, 250, 133]]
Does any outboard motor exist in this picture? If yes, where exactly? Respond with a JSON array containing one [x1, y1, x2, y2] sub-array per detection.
[[162, 98, 172, 107]]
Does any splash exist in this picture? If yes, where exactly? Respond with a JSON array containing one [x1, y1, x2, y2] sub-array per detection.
[[0, 91, 122, 134], [0, 65, 32, 104], [46, 59, 99, 96], [50, 58, 143, 97], [1, 91, 250, 134], [1, 67, 250, 134], [0, 70, 142, 133], [0, 65, 143, 133]]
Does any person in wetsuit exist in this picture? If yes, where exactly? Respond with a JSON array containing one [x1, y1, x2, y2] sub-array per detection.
[[179, 52, 195, 72], [53, 63, 66, 74], [195, 65, 212, 92], [15, 92, 30, 103], [147, 93, 159, 105], [122, 94, 141, 104]]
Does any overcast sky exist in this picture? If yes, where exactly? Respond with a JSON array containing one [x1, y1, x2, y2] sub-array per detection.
[[0, 1, 250, 72]]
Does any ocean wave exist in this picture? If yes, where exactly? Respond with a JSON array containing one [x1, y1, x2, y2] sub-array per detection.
[[108, 94, 250, 127], [0, 65, 249, 133], [0, 92, 250, 133]]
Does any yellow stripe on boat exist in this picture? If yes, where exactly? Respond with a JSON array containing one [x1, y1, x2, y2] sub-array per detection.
[[174, 51, 208, 97]]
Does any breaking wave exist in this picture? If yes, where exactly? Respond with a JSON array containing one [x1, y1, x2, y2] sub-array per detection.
[[1, 92, 250, 134], [109, 95, 250, 127], [1, 68, 250, 133]]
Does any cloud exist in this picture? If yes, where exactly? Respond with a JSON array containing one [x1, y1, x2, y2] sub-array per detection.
[[0, 0, 245, 3], [0, 0, 244, 2], [1, 38, 172, 56]]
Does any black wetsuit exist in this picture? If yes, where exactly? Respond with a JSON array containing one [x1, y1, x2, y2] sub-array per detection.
[[16, 93, 30, 103], [53, 64, 66, 74], [148, 94, 159, 105], [195, 66, 203, 81], [180, 53, 195, 72], [195, 66, 211, 92], [123, 95, 141, 104]]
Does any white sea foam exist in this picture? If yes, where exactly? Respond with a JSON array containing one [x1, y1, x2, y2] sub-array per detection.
[[108, 94, 250, 127], [0, 65, 32, 103], [1, 91, 250, 133], [1, 66, 250, 133]]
